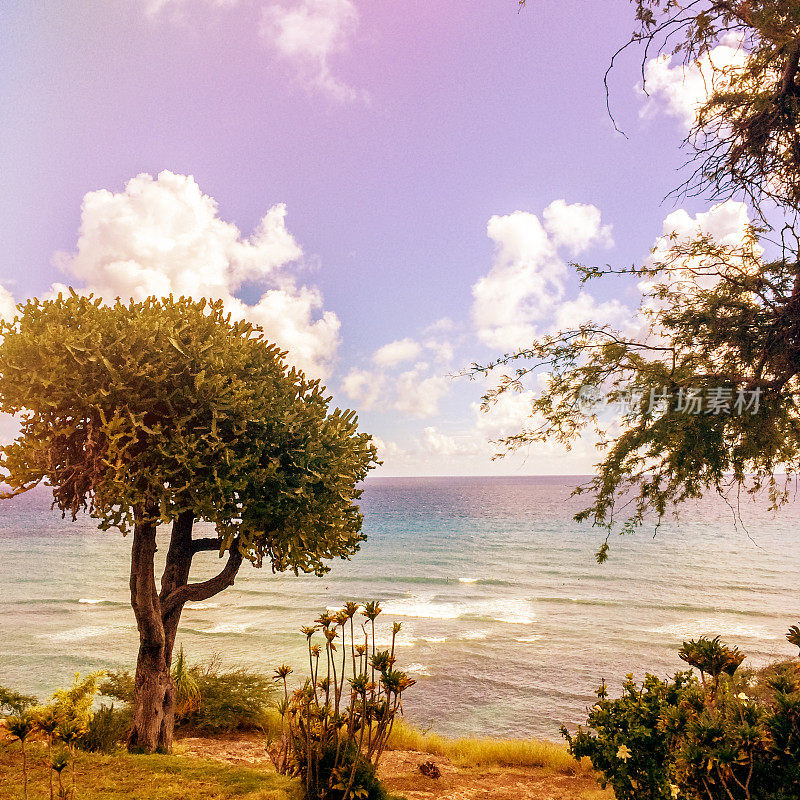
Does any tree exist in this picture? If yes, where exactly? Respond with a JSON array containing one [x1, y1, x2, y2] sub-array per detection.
[[477, 2, 800, 560], [0, 293, 379, 752]]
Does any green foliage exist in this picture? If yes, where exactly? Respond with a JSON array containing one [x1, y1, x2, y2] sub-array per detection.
[[627, 1, 800, 213], [562, 672, 695, 800], [787, 624, 800, 655], [0, 293, 378, 574], [184, 658, 276, 731], [0, 685, 38, 716], [4, 710, 35, 743], [272, 602, 415, 800], [679, 636, 746, 691], [101, 655, 276, 732], [76, 705, 131, 753], [519, 1, 800, 213], [564, 631, 800, 800]]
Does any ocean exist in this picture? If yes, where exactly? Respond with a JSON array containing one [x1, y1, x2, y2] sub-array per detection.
[[1, 476, 799, 741]]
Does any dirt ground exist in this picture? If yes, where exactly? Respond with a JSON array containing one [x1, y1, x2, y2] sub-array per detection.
[[176, 734, 613, 800]]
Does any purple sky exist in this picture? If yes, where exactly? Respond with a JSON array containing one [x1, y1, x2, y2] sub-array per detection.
[[1, 0, 735, 474]]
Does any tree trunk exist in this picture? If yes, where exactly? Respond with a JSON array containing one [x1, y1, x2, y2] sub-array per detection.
[[127, 505, 169, 753], [127, 507, 243, 753]]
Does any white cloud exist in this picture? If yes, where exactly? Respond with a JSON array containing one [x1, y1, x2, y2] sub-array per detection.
[[473, 389, 537, 439], [641, 36, 749, 129], [370, 435, 405, 461], [542, 199, 613, 255], [472, 212, 561, 349], [373, 337, 422, 368], [422, 427, 483, 456], [260, 0, 362, 101], [56, 170, 339, 378], [423, 337, 454, 364], [394, 363, 450, 419], [341, 367, 385, 410], [472, 202, 616, 349], [655, 200, 752, 253], [553, 291, 629, 331], [0, 285, 16, 322]]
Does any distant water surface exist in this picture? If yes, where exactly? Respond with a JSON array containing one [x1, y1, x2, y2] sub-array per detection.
[[1, 476, 799, 740]]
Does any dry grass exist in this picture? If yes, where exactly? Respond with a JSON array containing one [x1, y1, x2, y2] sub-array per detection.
[[385, 720, 590, 774]]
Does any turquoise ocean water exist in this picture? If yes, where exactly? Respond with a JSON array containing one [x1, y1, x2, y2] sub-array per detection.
[[1, 476, 799, 740]]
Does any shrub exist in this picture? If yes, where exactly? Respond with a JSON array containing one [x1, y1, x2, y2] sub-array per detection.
[[76, 704, 131, 753], [101, 653, 276, 733], [271, 601, 415, 800], [561, 671, 696, 800], [0, 685, 38, 716], [184, 656, 275, 732], [564, 632, 800, 800]]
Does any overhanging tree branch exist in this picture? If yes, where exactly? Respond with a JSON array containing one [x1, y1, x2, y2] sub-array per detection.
[[161, 543, 244, 615]]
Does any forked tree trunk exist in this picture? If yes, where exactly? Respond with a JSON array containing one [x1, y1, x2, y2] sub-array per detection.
[[127, 506, 243, 753]]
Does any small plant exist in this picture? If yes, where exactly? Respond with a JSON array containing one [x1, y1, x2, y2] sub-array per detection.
[[35, 703, 62, 800], [787, 624, 800, 656], [562, 672, 694, 800], [172, 646, 200, 719], [0, 685, 38, 716], [273, 601, 415, 800], [5, 710, 35, 800], [678, 636, 745, 700], [51, 749, 70, 800], [418, 759, 441, 779]]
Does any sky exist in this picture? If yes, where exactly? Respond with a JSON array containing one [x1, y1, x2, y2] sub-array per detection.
[[0, 0, 751, 475]]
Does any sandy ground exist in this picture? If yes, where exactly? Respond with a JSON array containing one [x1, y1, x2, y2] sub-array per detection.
[[176, 734, 612, 800]]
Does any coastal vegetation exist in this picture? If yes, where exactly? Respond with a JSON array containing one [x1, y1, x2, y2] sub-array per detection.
[[269, 603, 414, 800], [563, 629, 800, 799], [0, 294, 379, 752]]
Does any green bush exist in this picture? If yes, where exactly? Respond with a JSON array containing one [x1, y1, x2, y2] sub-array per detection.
[[563, 633, 800, 800], [184, 657, 275, 732], [76, 704, 131, 753], [0, 684, 38, 716], [561, 671, 696, 800], [101, 653, 275, 733]]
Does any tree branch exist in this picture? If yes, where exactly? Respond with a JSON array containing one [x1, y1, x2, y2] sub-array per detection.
[[190, 537, 225, 554], [160, 543, 243, 615]]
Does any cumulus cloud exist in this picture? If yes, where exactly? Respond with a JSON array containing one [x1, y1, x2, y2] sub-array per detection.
[[370, 435, 405, 460], [472, 201, 616, 349], [542, 199, 613, 255], [636, 200, 759, 320], [56, 171, 339, 378], [394, 363, 450, 419], [373, 337, 422, 368], [341, 367, 385, 410], [641, 36, 749, 129], [260, 0, 362, 101]]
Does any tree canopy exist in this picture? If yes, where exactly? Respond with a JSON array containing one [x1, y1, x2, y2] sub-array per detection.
[[482, 1, 800, 560], [0, 293, 377, 574]]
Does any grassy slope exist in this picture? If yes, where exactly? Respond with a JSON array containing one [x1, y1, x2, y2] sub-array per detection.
[[0, 739, 300, 800], [386, 720, 591, 773]]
